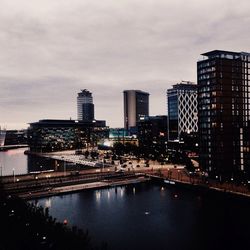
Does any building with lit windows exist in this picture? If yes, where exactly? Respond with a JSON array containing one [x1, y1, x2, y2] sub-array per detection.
[[197, 50, 250, 181], [138, 115, 168, 153], [123, 90, 149, 134], [28, 119, 108, 152]]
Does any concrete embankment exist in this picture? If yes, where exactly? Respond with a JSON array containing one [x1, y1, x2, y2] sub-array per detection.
[[18, 178, 149, 200], [20, 177, 149, 200], [150, 175, 250, 200], [2, 170, 149, 200]]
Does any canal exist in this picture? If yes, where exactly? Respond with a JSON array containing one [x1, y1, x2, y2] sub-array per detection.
[[1, 149, 250, 250], [0, 148, 59, 176], [33, 183, 250, 250]]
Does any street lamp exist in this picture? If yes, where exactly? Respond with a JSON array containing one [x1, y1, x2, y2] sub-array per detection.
[[13, 168, 15, 183], [64, 161, 66, 176]]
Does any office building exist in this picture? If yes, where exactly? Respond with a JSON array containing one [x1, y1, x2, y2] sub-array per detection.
[[28, 119, 108, 152], [197, 50, 250, 181], [138, 115, 168, 153], [77, 89, 94, 121], [123, 90, 149, 133], [4, 130, 27, 145], [167, 81, 198, 141]]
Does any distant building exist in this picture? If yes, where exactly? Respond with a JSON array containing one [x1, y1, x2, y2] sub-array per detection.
[[198, 50, 250, 181], [109, 128, 129, 139], [77, 89, 94, 121], [167, 81, 198, 141], [4, 130, 27, 145], [28, 119, 108, 152], [98, 128, 137, 149], [123, 90, 149, 133], [138, 115, 168, 152]]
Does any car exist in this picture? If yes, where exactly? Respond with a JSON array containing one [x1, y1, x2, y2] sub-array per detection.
[[121, 164, 127, 168]]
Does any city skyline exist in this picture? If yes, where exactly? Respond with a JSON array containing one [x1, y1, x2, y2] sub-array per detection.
[[1, 0, 250, 129]]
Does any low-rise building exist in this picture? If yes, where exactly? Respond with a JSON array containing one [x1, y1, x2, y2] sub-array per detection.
[[28, 119, 108, 152]]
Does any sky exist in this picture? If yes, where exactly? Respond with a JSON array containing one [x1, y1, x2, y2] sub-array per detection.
[[1, 0, 250, 129]]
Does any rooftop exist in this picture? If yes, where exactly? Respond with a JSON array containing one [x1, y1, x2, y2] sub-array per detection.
[[200, 50, 250, 60], [123, 90, 149, 95], [78, 89, 93, 97]]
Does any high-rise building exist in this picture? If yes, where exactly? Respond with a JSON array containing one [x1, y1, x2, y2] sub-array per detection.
[[197, 50, 250, 181], [167, 81, 198, 141], [77, 89, 94, 121], [123, 90, 149, 133]]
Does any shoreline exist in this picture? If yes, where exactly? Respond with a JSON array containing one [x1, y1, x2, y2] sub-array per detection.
[[2, 149, 250, 201], [19, 177, 150, 200]]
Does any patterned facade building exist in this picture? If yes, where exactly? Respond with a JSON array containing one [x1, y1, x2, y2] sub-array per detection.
[[167, 82, 198, 141]]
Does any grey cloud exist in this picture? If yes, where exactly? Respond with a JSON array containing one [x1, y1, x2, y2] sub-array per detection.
[[0, 0, 250, 129]]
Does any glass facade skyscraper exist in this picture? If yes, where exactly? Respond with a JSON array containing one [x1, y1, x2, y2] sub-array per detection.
[[198, 50, 250, 181]]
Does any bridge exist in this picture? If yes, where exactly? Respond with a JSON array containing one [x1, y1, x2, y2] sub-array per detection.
[[0, 144, 28, 151]]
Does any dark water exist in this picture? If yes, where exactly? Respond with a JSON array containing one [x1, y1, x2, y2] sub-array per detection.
[[0, 148, 56, 176], [33, 183, 250, 250]]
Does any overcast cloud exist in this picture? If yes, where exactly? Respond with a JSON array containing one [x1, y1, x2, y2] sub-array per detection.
[[1, 0, 250, 129]]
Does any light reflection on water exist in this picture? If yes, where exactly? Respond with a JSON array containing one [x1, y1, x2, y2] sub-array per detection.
[[31, 183, 250, 250], [44, 198, 52, 208]]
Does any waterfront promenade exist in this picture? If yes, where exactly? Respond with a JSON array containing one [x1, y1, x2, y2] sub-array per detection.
[[2, 164, 250, 200], [1, 149, 250, 200]]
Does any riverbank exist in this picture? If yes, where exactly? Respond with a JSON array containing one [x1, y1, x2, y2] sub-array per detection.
[[20, 176, 149, 200], [149, 170, 250, 200], [1, 168, 149, 200], [2, 148, 250, 201]]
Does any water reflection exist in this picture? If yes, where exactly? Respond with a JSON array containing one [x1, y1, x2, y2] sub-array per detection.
[[120, 187, 124, 198], [45, 198, 52, 208], [0, 148, 28, 176], [32, 183, 250, 250], [0, 148, 58, 176], [95, 191, 101, 202]]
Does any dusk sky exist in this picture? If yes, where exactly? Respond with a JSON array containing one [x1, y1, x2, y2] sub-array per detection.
[[1, 0, 250, 129]]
